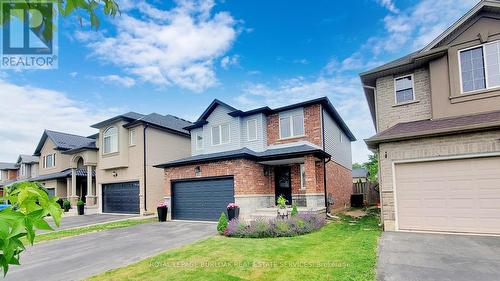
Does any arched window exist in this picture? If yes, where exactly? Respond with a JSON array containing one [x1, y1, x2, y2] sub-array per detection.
[[103, 126, 118, 154]]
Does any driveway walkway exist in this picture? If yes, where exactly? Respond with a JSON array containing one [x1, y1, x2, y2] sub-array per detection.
[[377, 232, 500, 281], [5, 221, 216, 281]]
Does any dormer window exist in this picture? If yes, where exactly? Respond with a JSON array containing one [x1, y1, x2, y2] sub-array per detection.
[[103, 126, 118, 154], [459, 40, 500, 93], [394, 75, 415, 104], [211, 123, 230, 145]]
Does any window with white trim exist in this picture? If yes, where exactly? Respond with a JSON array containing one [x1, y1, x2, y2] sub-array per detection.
[[460, 40, 500, 93], [279, 112, 304, 139], [394, 75, 414, 104], [300, 164, 306, 190], [103, 126, 118, 154], [211, 123, 230, 145], [129, 129, 136, 146], [247, 119, 258, 141], [45, 154, 54, 168], [195, 132, 203, 150]]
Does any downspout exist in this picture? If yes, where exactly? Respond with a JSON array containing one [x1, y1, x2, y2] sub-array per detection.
[[143, 124, 149, 212], [320, 107, 329, 211]]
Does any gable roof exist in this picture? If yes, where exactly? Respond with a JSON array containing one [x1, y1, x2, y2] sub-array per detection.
[[123, 113, 192, 136], [0, 162, 18, 170], [184, 97, 356, 141], [16, 155, 39, 164], [33, 130, 97, 156], [91, 112, 145, 129]]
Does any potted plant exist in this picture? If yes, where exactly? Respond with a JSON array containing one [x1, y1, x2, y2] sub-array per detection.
[[227, 203, 239, 221], [77, 199, 85, 215], [276, 195, 288, 218], [63, 199, 71, 212], [157, 201, 168, 222]]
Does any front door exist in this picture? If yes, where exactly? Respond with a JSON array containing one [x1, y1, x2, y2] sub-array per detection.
[[275, 166, 292, 205]]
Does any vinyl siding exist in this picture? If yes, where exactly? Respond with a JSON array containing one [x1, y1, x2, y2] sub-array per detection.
[[194, 105, 241, 154], [323, 109, 352, 169]]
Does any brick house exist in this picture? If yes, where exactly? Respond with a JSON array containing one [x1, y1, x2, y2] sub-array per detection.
[[0, 162, 19, 196], [156, 97, 355, 221], [360, 0, 500, 235]]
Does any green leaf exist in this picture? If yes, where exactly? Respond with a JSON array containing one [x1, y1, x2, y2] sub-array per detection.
[[33, 218, 53, 231]]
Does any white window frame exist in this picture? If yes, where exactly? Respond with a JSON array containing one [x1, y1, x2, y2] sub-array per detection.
[[458, 40, 500, 94], [129, 129, 136, 146], [279, 112, 305, 139], [195, 132, 203, 150], [340, 132, 344, 143], [45, 154, 54, 168], [103, 126, 119, 154], [211, 123, 230, 146], [300, 164, 306, 190], [393, 74, 415, 104], [246, 118, 258, 141]]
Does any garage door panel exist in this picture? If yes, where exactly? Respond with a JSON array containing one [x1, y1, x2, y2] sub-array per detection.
[[395, 156, 500, 234], [102, 182, 140, 214], [172, 177, 234, 221]]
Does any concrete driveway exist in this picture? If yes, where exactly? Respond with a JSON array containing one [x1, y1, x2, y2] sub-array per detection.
[[44, 214, 137, 232], [5, 221, 216, 281], [377, 232, 500, 281]]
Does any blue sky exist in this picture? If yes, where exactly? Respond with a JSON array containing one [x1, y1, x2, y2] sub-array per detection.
[[0, 0, 479, 163]]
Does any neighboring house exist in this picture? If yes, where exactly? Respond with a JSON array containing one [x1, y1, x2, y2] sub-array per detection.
[[156, 97, 355, 221], [0, 162, 19, 195], [91, 112, 192, 215], [16, 154, 40, 181], [32, 130, 98, 203], [361, 0, 500, 235], [352, 168, 369, 183]]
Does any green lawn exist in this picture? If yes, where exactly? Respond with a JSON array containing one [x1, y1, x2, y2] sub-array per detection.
[[88, 212, 381, 281], [28, 218, 155, 244]]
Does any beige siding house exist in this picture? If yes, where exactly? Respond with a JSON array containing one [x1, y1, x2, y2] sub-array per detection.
[[361, 0, 500, 235]]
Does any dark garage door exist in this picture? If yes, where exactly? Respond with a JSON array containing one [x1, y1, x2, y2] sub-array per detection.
[[102, 182, 140, 214], [172, 177, 234, 221]]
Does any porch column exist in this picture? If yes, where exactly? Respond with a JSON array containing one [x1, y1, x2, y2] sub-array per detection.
[[85, 165, 96, 206], [70, 168, 78, 206], [304, 155, 318, 208], [66, 177, 71, 200]]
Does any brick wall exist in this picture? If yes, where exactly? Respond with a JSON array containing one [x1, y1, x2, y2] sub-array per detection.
[[7, 170, 18, 181], [267, 104, 323, 147], [325, 161, 352, 210], [376, 67, 432, 132], [163, 159, 274, 196], [378, 129, 500, 230]]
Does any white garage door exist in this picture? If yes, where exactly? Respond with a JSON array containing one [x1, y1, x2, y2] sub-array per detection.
[[395, 156, 500, 234]]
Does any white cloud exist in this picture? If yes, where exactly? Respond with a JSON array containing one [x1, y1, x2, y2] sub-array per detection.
[[293, 59, 309, 65], [69, 72, 78, 78], [376, 0, 400, 13], [98, 75, 136, 87], [0, 81, 115, 162], [77, 0, 239, 92], [220, 55, 240, 69]]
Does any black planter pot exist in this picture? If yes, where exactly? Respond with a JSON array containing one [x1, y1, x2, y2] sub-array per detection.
[[157, 207, 168, 222], [77, 204, 84, 215], [227, 207, 240, 221]]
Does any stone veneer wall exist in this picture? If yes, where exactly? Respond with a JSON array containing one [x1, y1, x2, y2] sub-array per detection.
[[378, 129, 500, 231], [267, 104, 323, 147], [375, 67, 432, 132]]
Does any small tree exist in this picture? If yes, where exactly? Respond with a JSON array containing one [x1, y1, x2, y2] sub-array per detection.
[[217, 212, 228, 234], [290, 204, 298, 216], [0, 182, 63, 275]]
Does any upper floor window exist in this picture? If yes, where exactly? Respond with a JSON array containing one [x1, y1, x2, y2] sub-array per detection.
[[129, 129, 136, 146], [279, 112, 304, 139], [247, 119, 258, 141], [460, 40, 500, 93], [195, 132, 203, 150], [211, 123, 230, 145], [394, 75, 414, 104], [44, 154, 55, 168], [103, 126, 118, 154]]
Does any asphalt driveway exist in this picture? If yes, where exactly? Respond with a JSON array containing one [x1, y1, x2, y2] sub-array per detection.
[[44, 213, 137, 232], [5, 221, 216, 281], [377, 232, 500, 281]]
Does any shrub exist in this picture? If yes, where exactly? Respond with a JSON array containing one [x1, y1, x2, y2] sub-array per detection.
[[63, 199, 71, 209], [223, 213, 326, 238], [77, 199, 85, 207], [217, 212, 228, 233], [276, 195, 287, 209], [290, 204, 298, 216]]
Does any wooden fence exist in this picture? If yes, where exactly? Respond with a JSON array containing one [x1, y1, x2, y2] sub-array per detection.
[[352, 181, 380, 206]]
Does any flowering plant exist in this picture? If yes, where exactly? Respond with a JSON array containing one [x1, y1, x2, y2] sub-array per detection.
[[227, 203, 239, 209], [157, 201, 167, 208]]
